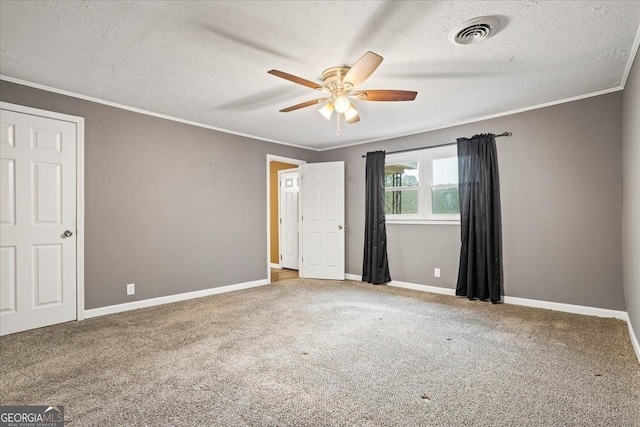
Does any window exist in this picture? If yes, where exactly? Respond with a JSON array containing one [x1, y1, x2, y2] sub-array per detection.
[[384, 161, 419, 215], [384, 145, 460, 223]]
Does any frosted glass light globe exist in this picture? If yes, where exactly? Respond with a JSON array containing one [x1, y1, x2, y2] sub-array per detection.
[[334, 96, 351, 113]]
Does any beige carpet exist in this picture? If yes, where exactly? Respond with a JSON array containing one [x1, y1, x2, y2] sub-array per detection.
[[1, 278, 639, 426]]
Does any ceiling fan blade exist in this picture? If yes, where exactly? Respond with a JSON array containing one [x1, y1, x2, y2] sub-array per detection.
[[353, 90, 418, 101], [342, 51, 383, 89], [346, 111, 360, 124], [268, 70, 323, 90], [279, 98, 328, 112]]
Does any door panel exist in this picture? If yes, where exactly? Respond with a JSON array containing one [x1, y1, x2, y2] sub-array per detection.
[[326, 187, 338, 221], [31, 128, 63, 153], [300, 161, 345, 280], [33, 244, 63, 306], [327, 233, 338, 267], [1, 158, 16, 225], [0, 246, 16, 312], [32, 161, 62, 224], [0, 109, 77, 335], [0, 123, 15, 147]]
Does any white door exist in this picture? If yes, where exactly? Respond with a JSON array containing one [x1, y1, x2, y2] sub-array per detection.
[[1, 109, 77, 336], [279, 169, 299, 270], [300, 161, 345, 280]]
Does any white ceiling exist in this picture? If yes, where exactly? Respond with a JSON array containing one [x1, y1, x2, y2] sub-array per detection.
[[1, 1, 639, 150]]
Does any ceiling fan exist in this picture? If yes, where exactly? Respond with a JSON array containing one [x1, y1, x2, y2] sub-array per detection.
[[268, 51, 417, 135]]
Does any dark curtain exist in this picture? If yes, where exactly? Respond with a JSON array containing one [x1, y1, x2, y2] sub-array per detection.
[[456, 134, 503, 303], [362, 151, 391, 284]]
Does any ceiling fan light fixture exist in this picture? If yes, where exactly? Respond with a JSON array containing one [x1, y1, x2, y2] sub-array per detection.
[[268, 51, 418, 134], [319, 103, 334, 120], [344, 106, 358, 121], [334, 96, 351, 113]]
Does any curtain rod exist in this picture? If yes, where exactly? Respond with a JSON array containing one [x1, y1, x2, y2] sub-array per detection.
[[360, 132, 512, 158]]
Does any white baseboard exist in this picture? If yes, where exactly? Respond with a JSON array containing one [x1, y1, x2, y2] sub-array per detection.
[[347, 274, 456, 296], [346, 274, 456, 296], [628, 319, 640, 364], [502, 295, 627, 320], [84, 279, 269, 319], [345, 273, 627, 319], [270, 263, 281, 269], [389, 280, 456, 296]]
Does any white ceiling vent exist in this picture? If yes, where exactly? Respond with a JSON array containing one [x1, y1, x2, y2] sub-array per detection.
[[450, 16, 501, 45]]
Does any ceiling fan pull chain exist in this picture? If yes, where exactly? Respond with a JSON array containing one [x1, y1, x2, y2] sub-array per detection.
[[336, 112, 341, 136]]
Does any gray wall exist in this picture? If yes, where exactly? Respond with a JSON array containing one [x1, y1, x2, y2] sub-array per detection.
[[623, 50, 640, 346], [319, 92, 625, 311], [0, 80, 319, 309], [0, 80, 628, 313]]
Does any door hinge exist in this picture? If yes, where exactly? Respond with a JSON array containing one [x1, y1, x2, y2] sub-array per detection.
[[279, 218, 282, 224], [280, 255, 282, 260]]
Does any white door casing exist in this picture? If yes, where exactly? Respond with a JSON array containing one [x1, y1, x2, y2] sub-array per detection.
[[300, 161, 345, 280], [279, 169, 299, 270], [1, 106, 82, 335]]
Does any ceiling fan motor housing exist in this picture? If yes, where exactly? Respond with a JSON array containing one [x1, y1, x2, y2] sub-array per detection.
[[322, 66, 353, 93]]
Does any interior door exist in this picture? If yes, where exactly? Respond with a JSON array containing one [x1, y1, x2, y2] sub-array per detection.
[[0, 109, 77, 336], [300, 161, 345, 280], [279, 169, 299, 270]]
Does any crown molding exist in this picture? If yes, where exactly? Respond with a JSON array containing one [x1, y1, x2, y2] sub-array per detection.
[[1, 74, 625, 153], [317, 86, 624, 151], [0, 74, 318, 152], [621, 23, 640, 89]]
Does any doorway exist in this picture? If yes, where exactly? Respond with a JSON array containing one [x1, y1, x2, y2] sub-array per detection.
[[266, 155, 346, 283], [270, 267, 299, 283], [266, 155, 305, 283]]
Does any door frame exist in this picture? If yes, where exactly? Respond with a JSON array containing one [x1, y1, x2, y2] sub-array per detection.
[[277, 167, 300, 271], [0, 101, 85, 321], [266, 154, 305, 283]]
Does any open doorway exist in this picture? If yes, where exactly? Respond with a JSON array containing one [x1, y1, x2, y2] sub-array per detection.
[[266, 155, 306, 283]]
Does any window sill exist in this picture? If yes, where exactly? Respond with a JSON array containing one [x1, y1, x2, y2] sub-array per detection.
[[386, 219, 460, 225]]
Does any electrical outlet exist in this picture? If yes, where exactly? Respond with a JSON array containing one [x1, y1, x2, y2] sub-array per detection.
[[434, 268, 441, 278], [126, 283, 135, 295]]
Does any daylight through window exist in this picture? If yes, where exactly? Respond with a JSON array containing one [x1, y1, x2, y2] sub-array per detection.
[[384, 145, 460, 223]]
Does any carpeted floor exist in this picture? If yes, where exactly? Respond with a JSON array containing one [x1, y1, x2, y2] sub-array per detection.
[[1, 278, 639, 426]]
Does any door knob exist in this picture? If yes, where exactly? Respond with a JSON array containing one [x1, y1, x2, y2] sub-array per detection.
[[338, 225, 343, 230], [64, 230, 73, 237]]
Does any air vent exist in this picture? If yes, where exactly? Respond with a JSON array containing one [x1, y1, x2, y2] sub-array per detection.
[[450, 16, 501, 45]]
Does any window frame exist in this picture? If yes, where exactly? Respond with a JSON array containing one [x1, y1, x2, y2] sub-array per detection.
[[384, 145, 461, 225]]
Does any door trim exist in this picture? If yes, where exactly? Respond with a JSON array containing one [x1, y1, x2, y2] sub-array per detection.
[[266, 155, 305, 284], [0, 101, 85, 321]]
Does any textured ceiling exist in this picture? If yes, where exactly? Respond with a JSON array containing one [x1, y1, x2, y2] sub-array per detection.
[[1, 1, 639, 150]]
